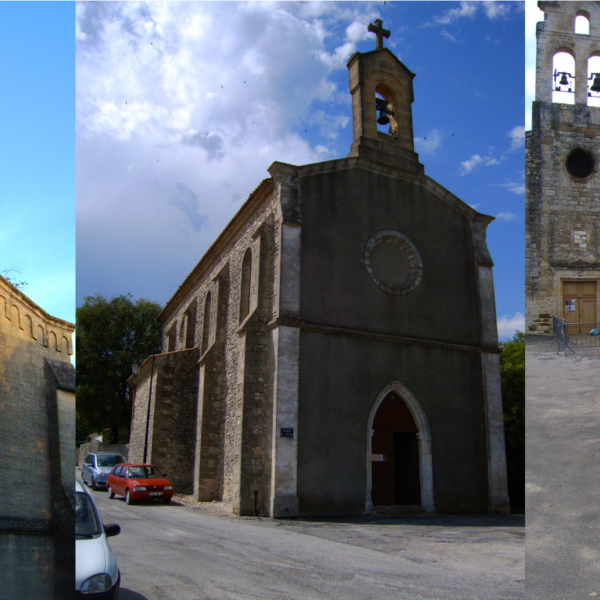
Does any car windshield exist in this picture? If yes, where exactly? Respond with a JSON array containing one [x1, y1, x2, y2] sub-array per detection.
[[128, 466, 164, 479], [76, 493, 100, 538], [97, 455, 124, 468]]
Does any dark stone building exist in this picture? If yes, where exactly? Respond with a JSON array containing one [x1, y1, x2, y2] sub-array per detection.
[[0, 275, 75, 599], [130, 24, 509, 517]]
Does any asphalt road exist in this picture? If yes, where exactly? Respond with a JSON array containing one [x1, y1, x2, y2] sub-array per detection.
[[526, 337, 600, 600], [78, 471, 523, 600]]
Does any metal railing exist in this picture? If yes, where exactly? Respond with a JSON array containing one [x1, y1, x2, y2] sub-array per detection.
[[552, 316, 600, 356]]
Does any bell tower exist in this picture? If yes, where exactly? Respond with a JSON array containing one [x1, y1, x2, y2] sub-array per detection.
[[347, 19, 424, 175], [526, 1, 600, 336]]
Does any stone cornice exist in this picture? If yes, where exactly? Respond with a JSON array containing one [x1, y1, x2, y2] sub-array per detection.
[[294, 156, 493, 224], [158, 179, 274, 323], [267, 317, 501, 354], [0, 276, 74, 333]]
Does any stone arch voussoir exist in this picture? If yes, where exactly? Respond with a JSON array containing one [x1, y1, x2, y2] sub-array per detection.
[[365, 381, 435, 513]]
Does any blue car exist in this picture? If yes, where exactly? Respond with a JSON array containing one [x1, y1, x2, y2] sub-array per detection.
[[82, 452, 126, 490]]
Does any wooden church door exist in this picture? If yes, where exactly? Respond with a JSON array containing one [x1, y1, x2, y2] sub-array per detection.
[[563, 281, 597, 333], [371, 392, 421, 506]]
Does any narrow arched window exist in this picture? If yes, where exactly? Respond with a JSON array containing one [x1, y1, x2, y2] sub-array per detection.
[[575, 14, 590, 35], [165, 326, 176, 352], [239, 249, 252, 324], [179, 316, 187, 344], [185, 301, 197, 349], [201, 292, 211, 354], [552, 51, 575, 105]]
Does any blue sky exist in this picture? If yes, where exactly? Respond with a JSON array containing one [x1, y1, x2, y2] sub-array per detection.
[[0, 3, 75, 325], [76, 1, 524, 340]]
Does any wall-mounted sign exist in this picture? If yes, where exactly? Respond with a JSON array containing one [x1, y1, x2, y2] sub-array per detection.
[[565, 299, 576, 312], [280, 428, 294, 438]]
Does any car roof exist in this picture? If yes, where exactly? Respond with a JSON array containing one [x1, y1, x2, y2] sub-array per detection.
[[118, 463, 157, 467], [75, 480, 88, 494]]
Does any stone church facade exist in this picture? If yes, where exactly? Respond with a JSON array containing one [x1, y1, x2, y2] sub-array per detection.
[[0, 275, 75, 599], [526, 1, 600, 335], [130, 26, 509, 517]]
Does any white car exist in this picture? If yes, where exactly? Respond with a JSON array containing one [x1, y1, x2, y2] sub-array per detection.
[[76, 479, 121, 599]]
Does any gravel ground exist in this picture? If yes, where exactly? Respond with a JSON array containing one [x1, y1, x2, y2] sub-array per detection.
[[526, 336, 600, 600], [78, 471, 523, 600]]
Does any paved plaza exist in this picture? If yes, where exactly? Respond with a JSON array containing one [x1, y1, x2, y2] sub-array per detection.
[[526, 336, 600, 600]]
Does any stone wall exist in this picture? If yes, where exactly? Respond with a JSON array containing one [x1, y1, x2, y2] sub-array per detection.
[[156, 181, 278, 512], [148, 349, 199, 494], [526, 101, 600, 335], [77, 440, 129, 467], [0, 276, 75, 599]]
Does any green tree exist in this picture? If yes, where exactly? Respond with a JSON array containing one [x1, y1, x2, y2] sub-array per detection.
[[76, 294, 163, 444], [500, 331, 525, 511]]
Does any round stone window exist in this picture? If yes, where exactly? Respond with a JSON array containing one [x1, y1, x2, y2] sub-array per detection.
[[566, 149, 595, 179], [364, 230, 423, 295]]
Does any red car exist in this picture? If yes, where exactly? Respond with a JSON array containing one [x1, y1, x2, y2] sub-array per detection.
[[106, 463, 174, 505]]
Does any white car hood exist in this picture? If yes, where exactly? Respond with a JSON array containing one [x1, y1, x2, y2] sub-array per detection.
[[76, 534, 118, 590]]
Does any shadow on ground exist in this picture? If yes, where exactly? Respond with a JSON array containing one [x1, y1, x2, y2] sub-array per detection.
[[260, 514, 524, 529], [119, 589, 150, 600]]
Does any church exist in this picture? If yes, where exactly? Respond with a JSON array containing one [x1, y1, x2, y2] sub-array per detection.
[[129, 21, 509, 517], [0, 275, 75, 598], [526, 1, 600, 335]]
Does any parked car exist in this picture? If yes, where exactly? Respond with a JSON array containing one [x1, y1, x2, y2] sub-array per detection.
[[107, 463, 174, 505], [82, 452, 126, 490], [76, 479, 121, 599]]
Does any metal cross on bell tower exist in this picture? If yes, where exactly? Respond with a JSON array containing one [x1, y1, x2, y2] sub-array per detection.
[[367, 19, 390, 51]]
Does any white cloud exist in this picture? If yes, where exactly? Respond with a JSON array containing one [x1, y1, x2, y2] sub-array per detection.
[[308, 110, 349, 140], [346, 21, 369, 43], [497, 313, 525, 339], [508, 125, 525, 151], [460, 154, 483, 174], [460, 150, 503, 174], [495, 212, 517, 221], [315, 145, 332, 155], [483, 2, 511, 20], [75, 1, 379, 304], [432, 1, 512, 26], [76, 3, 87, 41], [441, 30, 458, 43], [504, 183, 525, 194], [317, 42, 356, 68], [435, 2, 478, 25], [414, 129, 443, 155]]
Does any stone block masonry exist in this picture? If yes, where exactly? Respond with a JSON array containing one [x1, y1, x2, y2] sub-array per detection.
[[0, 275, 75, 599]]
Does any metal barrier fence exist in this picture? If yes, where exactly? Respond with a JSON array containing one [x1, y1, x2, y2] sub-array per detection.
[[552, 316, 600, 356]]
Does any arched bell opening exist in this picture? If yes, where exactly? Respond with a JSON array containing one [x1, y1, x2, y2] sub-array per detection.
[[366, 382, 434, 513], [552, 50, 576, 105], [375, 83, 397, 136], [587, 54, 600, 107], [575, 12, 590, 36]]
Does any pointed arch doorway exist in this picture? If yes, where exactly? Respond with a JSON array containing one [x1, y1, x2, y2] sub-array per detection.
[[366, 382, 435, 513]]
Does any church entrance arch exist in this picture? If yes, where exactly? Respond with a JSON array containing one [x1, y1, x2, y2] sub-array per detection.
[[366, 382, 435, 513]]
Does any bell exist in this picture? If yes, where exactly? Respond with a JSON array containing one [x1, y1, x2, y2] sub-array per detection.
[[559, 73, 569, 86], [591, 75, 600, 92], [377, 111, 390, 126]]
